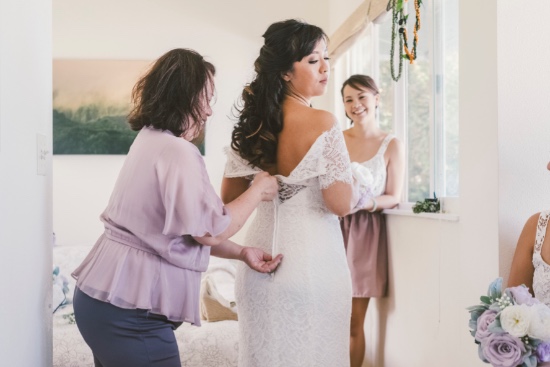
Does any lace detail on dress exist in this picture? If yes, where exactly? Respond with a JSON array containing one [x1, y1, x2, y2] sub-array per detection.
[[223, 123, 353, 367], [318, 124, 353, 189], [223, 148, 261, 181], [278, 182, 306, 204], [532, 211, 550, 306], [223, 123, 352, 204], [224, 148, 306, 203]]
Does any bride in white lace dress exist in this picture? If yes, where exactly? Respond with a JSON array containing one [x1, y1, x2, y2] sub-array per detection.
[[508, 161, 550, 307], [221, 20, 364, 367]]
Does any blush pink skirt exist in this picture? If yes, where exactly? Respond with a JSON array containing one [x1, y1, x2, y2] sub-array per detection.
[[340, 211, 388, 298]]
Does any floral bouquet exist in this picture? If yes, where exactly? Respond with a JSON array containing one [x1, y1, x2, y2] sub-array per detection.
[[468, 278, 550, 367], [350, 162, 375, 210]]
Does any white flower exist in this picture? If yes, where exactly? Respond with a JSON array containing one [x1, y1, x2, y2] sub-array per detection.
[[351, 162, 374, 187], [500, 304, 531, 337], [528, 303, 550, 341]]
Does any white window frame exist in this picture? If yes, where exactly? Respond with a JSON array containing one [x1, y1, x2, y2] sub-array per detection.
[[333, 0, 457, 204]]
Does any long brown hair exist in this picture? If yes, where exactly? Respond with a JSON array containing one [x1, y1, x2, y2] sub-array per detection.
[[128, 48, 215, 138], [231, 19, 327, 169]]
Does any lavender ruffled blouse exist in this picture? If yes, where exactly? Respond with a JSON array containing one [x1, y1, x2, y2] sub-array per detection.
[[72, 127, 231, 325]]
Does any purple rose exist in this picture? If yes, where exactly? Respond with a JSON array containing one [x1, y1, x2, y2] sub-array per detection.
[[475, 310, 498, 342], [481, 333, 526, 367], [538, 343, 550, 363], [508, 285, 539, 306]]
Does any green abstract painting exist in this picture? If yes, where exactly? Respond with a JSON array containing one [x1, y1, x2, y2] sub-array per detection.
[[53, 59, 205, 155]]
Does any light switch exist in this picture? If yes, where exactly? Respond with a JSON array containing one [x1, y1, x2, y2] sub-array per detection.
[[37, 134, 48, 176]]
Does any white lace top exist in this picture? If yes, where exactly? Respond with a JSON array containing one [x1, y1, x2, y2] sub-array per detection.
[[533, 211, 550, 306], [356, 133, 394, 197]]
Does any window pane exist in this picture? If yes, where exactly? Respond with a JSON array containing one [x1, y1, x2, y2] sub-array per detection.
[[407, 2, 432, 202], [443, 0, 459, 197], [377, 20, 394, 133], [335, 0, 459, 204], [336, 29, 376, 129], [349, 25, 373, 76]]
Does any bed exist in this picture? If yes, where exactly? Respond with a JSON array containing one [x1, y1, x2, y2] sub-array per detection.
[[52, 245, 239, 367]]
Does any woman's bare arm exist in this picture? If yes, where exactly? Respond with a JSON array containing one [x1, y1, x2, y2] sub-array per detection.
[[508, 213, 539, 293], [210, 239, 283, 273]]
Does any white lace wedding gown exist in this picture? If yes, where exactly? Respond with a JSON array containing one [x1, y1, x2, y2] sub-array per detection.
[[224, 124, 353, 367], [533, 210, 550, 306]]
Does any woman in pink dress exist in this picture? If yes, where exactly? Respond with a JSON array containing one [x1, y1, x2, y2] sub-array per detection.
[[71, 48, 282, 367], [339, 75, 405, 367]]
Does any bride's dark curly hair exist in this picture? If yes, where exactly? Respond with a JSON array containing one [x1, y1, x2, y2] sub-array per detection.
[[231, 19, 327, 169]]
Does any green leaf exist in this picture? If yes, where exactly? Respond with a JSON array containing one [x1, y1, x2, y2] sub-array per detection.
[[466, 305, 487, 313], [480, 295, 492, 305], [396, 0, 404, 12]]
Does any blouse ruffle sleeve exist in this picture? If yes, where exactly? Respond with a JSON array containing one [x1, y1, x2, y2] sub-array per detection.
[[157, 142, 231, 237], [318, 124, 353, 189]]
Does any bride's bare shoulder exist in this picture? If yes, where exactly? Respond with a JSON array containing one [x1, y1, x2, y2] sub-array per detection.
[[310, 108, 338, 133], [286, 105, 338, 137]]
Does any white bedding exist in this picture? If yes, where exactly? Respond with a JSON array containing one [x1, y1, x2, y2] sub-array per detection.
[[53, 245, 239, 367]]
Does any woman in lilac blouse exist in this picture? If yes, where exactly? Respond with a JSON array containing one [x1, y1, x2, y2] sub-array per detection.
[[71, 48, 282, 367]]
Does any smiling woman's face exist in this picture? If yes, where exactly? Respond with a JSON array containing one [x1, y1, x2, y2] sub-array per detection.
[[342, 85, 379, 124]]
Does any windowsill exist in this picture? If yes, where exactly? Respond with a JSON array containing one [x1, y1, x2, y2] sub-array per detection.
[[382, 208, 460, 222], [382, 199, 460, 222]]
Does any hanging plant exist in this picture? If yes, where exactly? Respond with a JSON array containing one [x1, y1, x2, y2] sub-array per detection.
[[389, 0, 422, 82]]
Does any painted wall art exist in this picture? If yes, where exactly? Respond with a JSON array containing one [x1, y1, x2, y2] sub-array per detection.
[[53, 59, 205, 155]]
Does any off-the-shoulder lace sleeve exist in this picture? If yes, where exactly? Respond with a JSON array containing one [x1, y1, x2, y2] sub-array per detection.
[[223, 147, 262, 179], [318, 125, 353, 189]]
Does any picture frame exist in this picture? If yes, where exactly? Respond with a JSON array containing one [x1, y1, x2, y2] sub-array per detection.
[[53, 59, 205, 155]]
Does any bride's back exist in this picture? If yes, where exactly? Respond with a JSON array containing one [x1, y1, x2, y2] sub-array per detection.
[[276, 99, 336, 177]]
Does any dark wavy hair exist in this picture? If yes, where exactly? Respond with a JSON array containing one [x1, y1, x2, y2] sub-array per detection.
[[128, 48, 215, 138], [231, 19, 327, 169], [340, 74, 379, 97]]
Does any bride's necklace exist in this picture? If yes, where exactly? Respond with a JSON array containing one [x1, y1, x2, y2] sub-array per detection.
[[286, 93, 311, 107]]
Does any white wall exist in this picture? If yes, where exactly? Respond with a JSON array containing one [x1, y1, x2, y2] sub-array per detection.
[[497, 0, 550, 282], [365, 216, 461, 367], [455, 1, 500, 365], [53, 0, 330, 247], [0, 1, 53, 366]]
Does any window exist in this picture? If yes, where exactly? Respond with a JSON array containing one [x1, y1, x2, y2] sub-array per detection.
[[333, 0, 459, 202]]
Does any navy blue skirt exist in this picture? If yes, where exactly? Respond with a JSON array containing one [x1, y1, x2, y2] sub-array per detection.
[[73, 287, 182, 367]]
